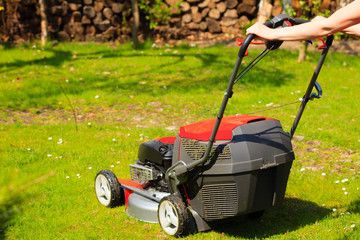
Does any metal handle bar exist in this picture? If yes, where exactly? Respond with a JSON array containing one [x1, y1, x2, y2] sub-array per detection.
[[290, 35, 334, 138]]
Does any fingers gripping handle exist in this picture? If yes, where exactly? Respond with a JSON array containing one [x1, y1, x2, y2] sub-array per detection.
[[263, 14, 309, 50], [241, 15, 307, 54]]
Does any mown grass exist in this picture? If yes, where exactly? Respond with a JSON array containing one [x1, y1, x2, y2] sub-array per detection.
[[0, 40, 359, 239]]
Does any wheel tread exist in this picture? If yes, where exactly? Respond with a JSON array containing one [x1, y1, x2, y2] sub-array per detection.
[[158, 195, 190, 237], [95, 170, 124, 208]]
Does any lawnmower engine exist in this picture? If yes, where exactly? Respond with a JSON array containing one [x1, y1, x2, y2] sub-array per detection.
[[130, 138, 174, 192], [126, 114, 295, 230]]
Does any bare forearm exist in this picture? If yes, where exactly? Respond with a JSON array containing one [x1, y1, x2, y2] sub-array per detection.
[[246, 0, 360, 40], [341, 24, 360, 37], [247, 20, 336, 41], [271, 21, 334, 41]]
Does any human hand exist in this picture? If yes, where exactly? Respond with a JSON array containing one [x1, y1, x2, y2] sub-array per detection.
[[246, 22, 263, 36], [246, 22, 274, 40]]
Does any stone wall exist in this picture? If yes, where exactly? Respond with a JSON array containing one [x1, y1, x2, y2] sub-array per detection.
[[0, 0, 339, 43]]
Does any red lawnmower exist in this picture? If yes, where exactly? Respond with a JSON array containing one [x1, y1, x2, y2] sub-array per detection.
[[94, 14, 333, 237]]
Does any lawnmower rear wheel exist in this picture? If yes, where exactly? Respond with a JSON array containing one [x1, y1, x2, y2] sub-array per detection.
[[94, 170, 124, 208], [158, 195, 190, 237]]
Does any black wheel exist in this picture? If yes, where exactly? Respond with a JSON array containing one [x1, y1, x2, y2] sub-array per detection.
[[94, 170, 124, 208], [158, 195, 190, 237]]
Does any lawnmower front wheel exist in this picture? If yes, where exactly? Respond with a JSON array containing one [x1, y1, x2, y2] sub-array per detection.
[[94, 170, 124, 208], [158, 195, 190, 237]]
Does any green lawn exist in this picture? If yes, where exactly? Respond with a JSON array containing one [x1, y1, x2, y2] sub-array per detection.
[[0, 40, 359, 239]]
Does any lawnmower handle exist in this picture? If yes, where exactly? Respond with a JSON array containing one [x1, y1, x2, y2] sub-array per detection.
[[264, 15, 311, 50], [238, 34, 256, 58], [239, 15, 309, 57], [292, 18, 309, 25], [290, 34, 334, 138], [166, 15, 333, 195], [264, 14, 309, 28]]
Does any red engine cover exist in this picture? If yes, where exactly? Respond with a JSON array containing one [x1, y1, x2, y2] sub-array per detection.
[[179, 115, 277, 141]]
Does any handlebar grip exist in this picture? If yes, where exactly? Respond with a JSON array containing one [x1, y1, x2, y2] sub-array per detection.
[[263, 20, 273, 28], [267, 14, 309, 28], [292, 18, 309, 25], [238, 34, 256, 58], [264, 15, 309, 50]]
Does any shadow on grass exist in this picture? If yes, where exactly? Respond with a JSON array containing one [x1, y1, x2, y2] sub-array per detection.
[[0, 200, 22, 239], [0, 48, 73, 71], [347, 198, 360, 214], [0, 42, 295, 109], [213, 197, 330, 239], [67, 44, 294, 91]]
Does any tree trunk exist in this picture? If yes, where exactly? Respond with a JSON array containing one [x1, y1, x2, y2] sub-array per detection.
[[131, 0, 139, 47], [339, 0, 352, 8], [256, 0, 272, 23], [298, 40, 307, 62], [39, 0, 48, 48]]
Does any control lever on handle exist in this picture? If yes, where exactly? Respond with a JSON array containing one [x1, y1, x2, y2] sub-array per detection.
[[262, 14, 309, 50]]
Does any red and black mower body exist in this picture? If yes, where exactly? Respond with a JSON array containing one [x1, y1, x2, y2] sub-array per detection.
[[174, 115, 294, 222], [95, 14, 334, 237]]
